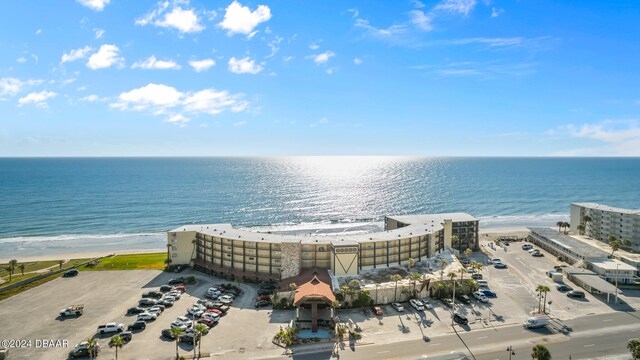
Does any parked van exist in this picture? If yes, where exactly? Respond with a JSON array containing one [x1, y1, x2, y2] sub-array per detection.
[[523, 315, 549, 329], [476, 280, 488, 288]]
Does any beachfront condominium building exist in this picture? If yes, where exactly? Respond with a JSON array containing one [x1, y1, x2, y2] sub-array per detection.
[[570, 203, 640, 252], [167, 213, 478, 281]]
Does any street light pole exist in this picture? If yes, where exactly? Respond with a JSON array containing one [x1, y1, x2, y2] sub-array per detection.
[[451, 277, 456, 326], [615, 263, 619, 304], [506, 345, 515, 360]]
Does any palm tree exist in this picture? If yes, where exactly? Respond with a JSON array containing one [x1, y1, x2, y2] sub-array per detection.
[[583, 215, 592, 233], [628, 338, 640, 360], [535, 285, 549, 313], [341, 285, 354, 305], [576, 224, 585, 236], [18, 263, 26, 276], [86, 336, 99, 360], [556, 221, 564, 233], [531, 344, 551, 360], [464, 247, 472, 259], [390, 274, 403, 302], [439, 259, 448, 281], [562, 222, 570, 234], [194, 323, 208, 357], [348, 279, 361, 289], [610, 239, 631, 257], [7, 259, 17, 282], [539, 285, 551, 313], [171, 327, 185, 359], [331, 299, 340, 316], [409, 272, 422, 297], [288, 282, 297, 304], [109, 335, 124, 360]]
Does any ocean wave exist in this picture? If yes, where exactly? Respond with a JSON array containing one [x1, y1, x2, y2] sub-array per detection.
[[0, 232, 165, 244]]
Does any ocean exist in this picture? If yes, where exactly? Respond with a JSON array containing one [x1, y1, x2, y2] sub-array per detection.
[[1, 157, 639, 259]]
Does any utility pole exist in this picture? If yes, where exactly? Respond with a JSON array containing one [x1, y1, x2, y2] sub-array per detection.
[[506, 345, 515, 360], [615, 263, 619, 304], [451, 277, 456, 325]]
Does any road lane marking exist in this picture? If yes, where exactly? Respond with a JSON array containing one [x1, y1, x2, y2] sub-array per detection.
[[477, 336, 488, 339], [584, 344, 595, 347]]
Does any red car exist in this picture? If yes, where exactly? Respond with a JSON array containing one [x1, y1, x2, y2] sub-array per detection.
[[174, 285, 186, 293], [372, 306, 383, 316], [197, 318, 215, 327], [206, 308, 223, 316]]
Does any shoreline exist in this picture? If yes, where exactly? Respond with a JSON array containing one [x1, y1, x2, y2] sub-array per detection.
[[1, 226, 539, 264]]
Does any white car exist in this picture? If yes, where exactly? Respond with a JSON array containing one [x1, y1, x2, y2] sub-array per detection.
[[201, 312, 220, 322], [168, 291, 181, 299], [473, 291, 489, 303], [409, 299, 425, 311], [148, 307, 163, 315], [420, 299, 433, 310], [218, 295, 234, 304], [137, 312, 157, 321], [163, 296, 176, 302], [207, 287, 220, 294], [187, 307, 204, 317], [391, 303, 404, 312], [192, 303, 206, 311], [491, 258, 502, 264], [528, 248, 538, 253], [170, 321, 187, 331], [176, 316, 193, 328]]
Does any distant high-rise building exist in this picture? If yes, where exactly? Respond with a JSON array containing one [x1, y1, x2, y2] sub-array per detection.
[[570, 203, 640, 251]]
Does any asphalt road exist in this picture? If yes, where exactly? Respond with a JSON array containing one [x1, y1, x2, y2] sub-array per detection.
[[284, 310, 640, 360]]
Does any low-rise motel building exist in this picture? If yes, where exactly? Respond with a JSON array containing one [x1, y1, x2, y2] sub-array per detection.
[[167, 213, 479, 281]]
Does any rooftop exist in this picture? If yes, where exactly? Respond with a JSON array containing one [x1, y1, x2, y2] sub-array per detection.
[[569, 234, 640, 263], [573, 203, 640, 216], [170, 213, 479, 244], [588, 258, 638, 271], [528, 227, 609, 259]]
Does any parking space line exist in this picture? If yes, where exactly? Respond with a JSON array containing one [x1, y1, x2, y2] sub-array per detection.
[[584, 344, 595, 347]]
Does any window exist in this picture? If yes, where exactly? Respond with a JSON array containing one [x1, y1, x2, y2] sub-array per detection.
[[249, 257, 254, 260], [172, 253, 177, 258]]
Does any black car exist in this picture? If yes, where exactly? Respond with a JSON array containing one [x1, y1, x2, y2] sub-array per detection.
[[453, 313, 468, 325], [63, 269, 79, 277], [161, 328, 177, 339], [456, 295, 471, 305], [567, 290, 585, 298], [142, 291, 163, 299], [127, 307, 145, 315], [168, 278, 184, 285], [157, 299, 174, 307], [127, 321, 146, 331], [179, 333, 201, 345], [160, 285, 174, 292], [255, 300, 272, 308], [118, 331, 132, 343], [556, 284, 572, 292], [139, 298, 156, 306], [68, 347, 92, 358]]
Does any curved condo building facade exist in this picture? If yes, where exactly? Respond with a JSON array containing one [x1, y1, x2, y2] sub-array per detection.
[[168, 213, 478, 280]]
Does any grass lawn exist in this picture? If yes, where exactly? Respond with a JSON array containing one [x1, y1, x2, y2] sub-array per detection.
[[0, 260, 61, 277], [80, 253, 166, 271], [1, 258, 92, 283], [0, 272, 65, 302]]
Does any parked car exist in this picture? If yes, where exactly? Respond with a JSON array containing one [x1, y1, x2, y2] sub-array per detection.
[[212, 303, 230, 313], [97, 323, 124, 334], [409, 299, 424, 311], [457, 294, 471, 305], [391, 303, 405, 312], [167, 291, 181, 299], [257, 295, 271, 302], [494, 263, 508, 269], [372, 306, 383, 316], [255, 300, 272, 308], [168, 278, 185, 285], [148, 307, 163, 316], [453, 313, 468, 325], [139, 298, 156, 306], [556, 284, 573, 292], [142, 291, 163, 299], [522, 244, 533, 250], [471, 273, 483, 280], [174, 285, 186, 293], [187, 307, 204, 317], [160, 285, 174, 292], [201, 313, 220, 322], [118, 331, 132, 343], [473, 291, 489, 303], [63, 269, 79, 277], [170, 321, 187, 331], [127, 321, 146, 331], [528, 248, 538, 253], [137, 312, 157, 321], [59, 304, 84, 317], [205, 293, 219, 300], [197, 318, 216, 328], [176, 316, 193, 328], [479, 289, 497, 297], [532, 252, 544, 257], [460, 259, 471, 265], [206, 308, 223, 316], [567, 290, 585, 298], [68, 342, 96, 358], [127, 307, 145, 315], [419, 299, 433, 309], [257, 289, 274, 296], [161, 328, 177, 339], [441, 298, 454, 308], [179, 333, 201, 345], [218, 295, 233, 304], [158, 298, 174, 307]]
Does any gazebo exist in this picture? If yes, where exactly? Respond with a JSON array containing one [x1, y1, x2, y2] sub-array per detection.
[[290, 269, 336, 332]]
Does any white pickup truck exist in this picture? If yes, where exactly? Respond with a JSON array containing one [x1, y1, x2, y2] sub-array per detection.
[[96, 322, 124, 334], [59, 305, 84, 317]]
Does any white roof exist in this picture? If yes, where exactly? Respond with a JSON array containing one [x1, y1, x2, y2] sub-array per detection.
[[169, 213, 477, 245], [588, 258, 638, 271], [573, 203, 640, 216]]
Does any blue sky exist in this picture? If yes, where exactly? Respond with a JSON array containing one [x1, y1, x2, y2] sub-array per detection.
[[0, 0, 639, 156]]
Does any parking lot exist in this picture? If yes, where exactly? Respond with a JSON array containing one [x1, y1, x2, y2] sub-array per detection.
[[0, 270, 292, 360]]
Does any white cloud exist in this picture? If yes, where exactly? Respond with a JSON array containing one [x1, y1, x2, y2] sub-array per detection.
[[132, 56, 181, 70], [347, 8, 359, 18], [409, 10, 432, 31], [266, 36, 283, 58], [550, 120, 640, 156], [412, 0, 425, 8], [16, 57, 27, 63], [282, 56, 294, 62], [61, 46, 93, 63], [76, 0, 110, 11], [309, 43, 320, 50], [233, 120, 247, 127], [354, 18, 407, 38], [35, 29, 42, 35], [166, 114, 190, 124], [448, 37, 524, 47], [80, 94, 108, 102], [219, 1, 271, 36], [228, 57, 263, 74], [491, 7, 505, 17], [310, 118, 329, 127], [86, 44, 123, 69], [309, 51, 335, 65], [94, 28, 105, 39], [136, 2, 204, 34], [111, 83, 249, 120], [434, 0, 477, 16], [0, 78, 42, 97], [18, 91, 57, 108], [354, 58, 363, 65], [188, 59, 216, 72]]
